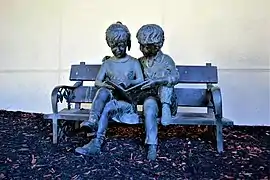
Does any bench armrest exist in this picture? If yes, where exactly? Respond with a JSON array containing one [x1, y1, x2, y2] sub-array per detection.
[[208, 85, 223, 119], [51, 81, 83, 113]]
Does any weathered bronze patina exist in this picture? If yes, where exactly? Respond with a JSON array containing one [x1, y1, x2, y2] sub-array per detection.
[[136, 24, 179, 125], [134, 24, 180, 160], [76, 22, 160, 160], [75, 23, 180, 161], [80, 22, 144, 130]]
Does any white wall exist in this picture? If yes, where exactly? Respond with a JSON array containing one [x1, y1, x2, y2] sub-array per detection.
[[0, 0, 269, 125]]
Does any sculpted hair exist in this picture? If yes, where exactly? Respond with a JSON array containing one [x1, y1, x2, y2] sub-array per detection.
[[136, 24, 165, 48], [105, 21, 131, 51]]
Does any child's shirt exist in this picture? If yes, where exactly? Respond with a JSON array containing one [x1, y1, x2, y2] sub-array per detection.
[[139, 51, 179, 85], [96, 55, 144, 88], [95, 55, 144, 124]]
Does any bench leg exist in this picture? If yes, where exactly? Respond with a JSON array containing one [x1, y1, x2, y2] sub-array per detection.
[[216, 118, 223, 153], [52, 115, 58, 144], [74, 121, 80, 129]]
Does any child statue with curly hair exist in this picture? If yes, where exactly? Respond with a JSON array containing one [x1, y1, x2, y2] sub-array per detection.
[[76, 22, 147, 158], [136, 24, 179, 126], [80, 22, 144, 130]]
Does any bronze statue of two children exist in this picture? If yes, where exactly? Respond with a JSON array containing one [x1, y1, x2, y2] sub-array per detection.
[[76, 22, 179, 161]]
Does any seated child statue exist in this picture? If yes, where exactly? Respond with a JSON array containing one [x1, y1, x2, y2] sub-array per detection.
[[136, 24, 180, 126], [80, 22, 144, 131], [76, 22, 145, 157]]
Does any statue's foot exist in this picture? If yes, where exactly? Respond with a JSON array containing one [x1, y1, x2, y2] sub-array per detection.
[[80, 120, 97, 132], [147, 145, 157, 161], [75, 138, 102, 156], [161, 104, 172, 126]]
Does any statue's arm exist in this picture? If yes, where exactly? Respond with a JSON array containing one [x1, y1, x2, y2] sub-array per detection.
[[163, 56, 180, 86], [94, 63, 113, 89], [153, 55, 179, 86], [141, 55, 179, 90], [130, 60, 144, 85]]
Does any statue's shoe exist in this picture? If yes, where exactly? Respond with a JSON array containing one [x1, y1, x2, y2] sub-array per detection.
[[161, 118, 171, 126], [80, 120, 97, 132], [161, 115, 172, 126], [75, 138, 102, 156], [147, 145, 157, 161]]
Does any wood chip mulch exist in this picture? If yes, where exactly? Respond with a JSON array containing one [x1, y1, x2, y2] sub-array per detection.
[[0, 110, 269, 179]]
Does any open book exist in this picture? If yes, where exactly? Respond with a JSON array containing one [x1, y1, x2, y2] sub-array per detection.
[[104, 80, 149, 103]]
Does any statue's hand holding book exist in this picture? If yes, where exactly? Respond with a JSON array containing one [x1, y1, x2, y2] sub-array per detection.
[[104, 80, 149, 93], [104, 80, 150, 103]]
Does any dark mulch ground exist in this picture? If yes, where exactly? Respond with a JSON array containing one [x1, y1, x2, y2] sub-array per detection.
[[0, 110, 269, 179]]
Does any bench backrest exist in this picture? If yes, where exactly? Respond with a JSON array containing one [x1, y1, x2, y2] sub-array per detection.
[[69, 62, 218, 107], [70, 62, 218, 83]]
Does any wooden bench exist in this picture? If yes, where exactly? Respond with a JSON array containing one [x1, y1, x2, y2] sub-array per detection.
[[44, 62, 233, 153]]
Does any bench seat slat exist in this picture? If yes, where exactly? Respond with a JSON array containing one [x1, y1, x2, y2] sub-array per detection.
[[44, 108, 233, 126], [70, 86, 210, 107]]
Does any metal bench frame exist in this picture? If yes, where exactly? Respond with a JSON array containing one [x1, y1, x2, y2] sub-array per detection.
[[44, 62, 233, 153]]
